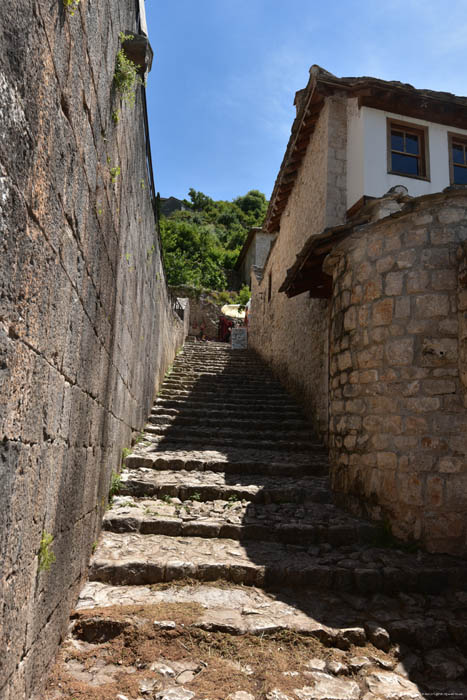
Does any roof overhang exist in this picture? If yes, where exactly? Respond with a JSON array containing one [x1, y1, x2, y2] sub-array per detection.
[[279, 217, 369, 298]]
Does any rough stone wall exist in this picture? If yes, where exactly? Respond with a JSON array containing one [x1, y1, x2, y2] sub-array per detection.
[[325, 191, 467, 555], [0, 2, 186, 697], [249, 95, 347, 439]]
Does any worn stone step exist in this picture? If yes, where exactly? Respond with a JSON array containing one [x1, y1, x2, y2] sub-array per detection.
[[142, 431, 318, 453], [155, 394, 299, 409], [124, 450, 328, 477], [89, 532, 467, 595], [151, 403, 304, 420], [144, 423, 313, 444], [76, 580, 467, 653], [119, 468, 331, 503], [157, 390, 292, 405], [148, 413, 309, 431], [161, 380, 284, 393], [171, 369, 275, 379], [103, 494, 376, 546]]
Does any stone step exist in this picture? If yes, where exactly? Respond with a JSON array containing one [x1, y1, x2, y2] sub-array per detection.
[[161, 378, 289, 398], [157, 388, 292, 402], [76, 580, 467, 653], [119, 468, 331, 503], [103, 495, 376, 546], [124, 450, 328, 477], [142, 431, 318, 453], [151, 403, 304, 420], [171, 367, 274, 377], [155, 397, 304, 412], [144, 423, 314, 444], [148, 413, 309, 431], [89, 531, 467, 595]]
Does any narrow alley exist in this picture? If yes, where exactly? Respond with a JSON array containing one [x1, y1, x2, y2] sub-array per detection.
[[46, 341, 467, 700]]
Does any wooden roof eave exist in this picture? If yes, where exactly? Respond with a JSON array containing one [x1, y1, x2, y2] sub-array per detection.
[[279, 216, 371, 298]]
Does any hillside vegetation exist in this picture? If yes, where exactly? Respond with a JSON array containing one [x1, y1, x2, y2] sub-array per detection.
[[160, 188, 268, 291]]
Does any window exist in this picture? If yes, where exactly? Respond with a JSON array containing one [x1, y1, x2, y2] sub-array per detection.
[[449, 134, 467, 185], [387, 119, 429, 180], [267, 271, 272, 302]]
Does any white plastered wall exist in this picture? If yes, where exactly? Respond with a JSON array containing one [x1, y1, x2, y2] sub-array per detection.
[[346, 102, 467, 210]]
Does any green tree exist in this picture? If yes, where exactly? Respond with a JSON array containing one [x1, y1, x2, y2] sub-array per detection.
[[160, 188, 268, 290]]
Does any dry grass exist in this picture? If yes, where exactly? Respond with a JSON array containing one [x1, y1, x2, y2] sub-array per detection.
[[45, 603, 394, 700]]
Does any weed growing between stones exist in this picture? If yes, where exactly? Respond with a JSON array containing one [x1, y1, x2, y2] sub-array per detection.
[[109, 165, 120, 184], [114, 33, 144, 107], [38, 531, 56, 572], [63, 0, 80, 16], [109, 472, 121, 501]]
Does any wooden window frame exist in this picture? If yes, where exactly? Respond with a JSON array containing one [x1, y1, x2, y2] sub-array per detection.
[[387, 118, 430, 181], [448, 132, 467, 185]]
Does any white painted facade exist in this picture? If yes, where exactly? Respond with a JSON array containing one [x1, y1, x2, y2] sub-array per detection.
[[346, 98, 467, 210]]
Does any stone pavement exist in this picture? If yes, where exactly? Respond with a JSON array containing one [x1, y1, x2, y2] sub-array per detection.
[[45, 341, 467, 699]]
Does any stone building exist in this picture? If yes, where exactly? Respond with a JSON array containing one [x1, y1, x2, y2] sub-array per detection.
[[249, 65, 467, 555], [234, 226, 277, 287]]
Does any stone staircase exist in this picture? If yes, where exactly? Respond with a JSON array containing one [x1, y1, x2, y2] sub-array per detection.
[[45, 341, 467, 700]]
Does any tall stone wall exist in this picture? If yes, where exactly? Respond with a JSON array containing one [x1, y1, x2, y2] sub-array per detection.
[[325, 190, 467, 555], [0, 2, 186, 697], [249, 95, 347, 439]]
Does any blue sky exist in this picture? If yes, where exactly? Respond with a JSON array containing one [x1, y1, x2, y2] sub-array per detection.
[[144, 0, 466, 203]]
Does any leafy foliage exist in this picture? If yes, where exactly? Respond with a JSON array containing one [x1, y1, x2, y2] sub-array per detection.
[[160, 189, 267, 290], [114, 34, 144, 107]]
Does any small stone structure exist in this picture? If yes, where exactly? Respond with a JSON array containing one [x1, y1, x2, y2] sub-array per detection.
[[235, 227, 277, 288], [323, 190, 467, 554], [249, 64, 467, 555]]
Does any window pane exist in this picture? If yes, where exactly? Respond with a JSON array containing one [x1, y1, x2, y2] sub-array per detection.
[[392, 152, 419, 176], [454, 165, 467, 185], [391, 130, 404, 151], [453, 144, 465, 165], [405, 133, 420, 155]]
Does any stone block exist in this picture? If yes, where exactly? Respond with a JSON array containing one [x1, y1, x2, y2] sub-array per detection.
[[431, 268, 457, 290], [372, 298, 393, 326], [426, 476, 444, 508], [422, 379, 456, 395], [425, 512, 464, 539], [376, 255, 395, 274], [363, 415, 402, 434], [438, 207, 466, 224], [396, 249, 417, 269], [357, 345, 383, 368], [376, 452, 397, 470], [422, 247, 450, 269], [405, 396, 440, 412], [420, 338, 457, 366], [395, 296, 411, 318], [403, 227, 428, 247], [414, 294, 449, 318], [385, 338, 414, 366], [385, 272, 404, 296], [398, 474, 423, 505], [406, 270, 430, 294]]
